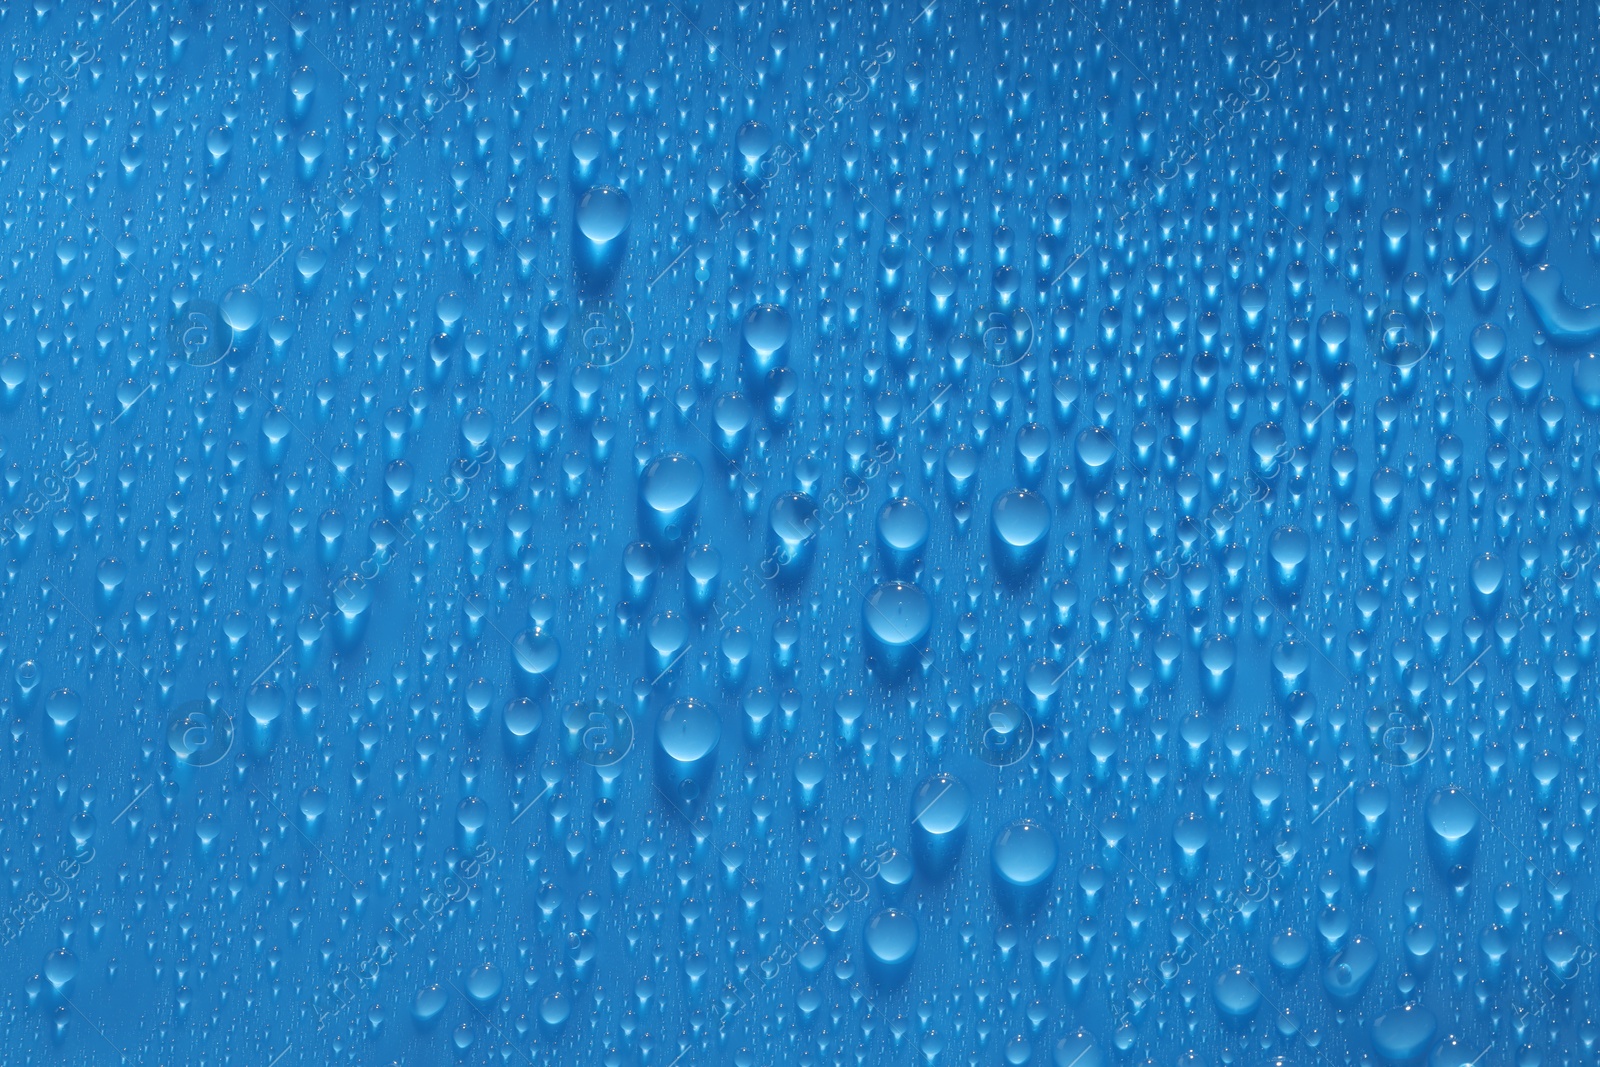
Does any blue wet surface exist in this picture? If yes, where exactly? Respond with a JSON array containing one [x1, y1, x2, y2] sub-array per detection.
[[3, 1, 1600, 1065]]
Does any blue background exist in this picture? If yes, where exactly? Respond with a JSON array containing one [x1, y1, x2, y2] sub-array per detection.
[[2, 1, 1599, 1065]]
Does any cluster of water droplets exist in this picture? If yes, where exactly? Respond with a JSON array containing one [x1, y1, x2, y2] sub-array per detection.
[[5, 0, 1600, 1064]]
